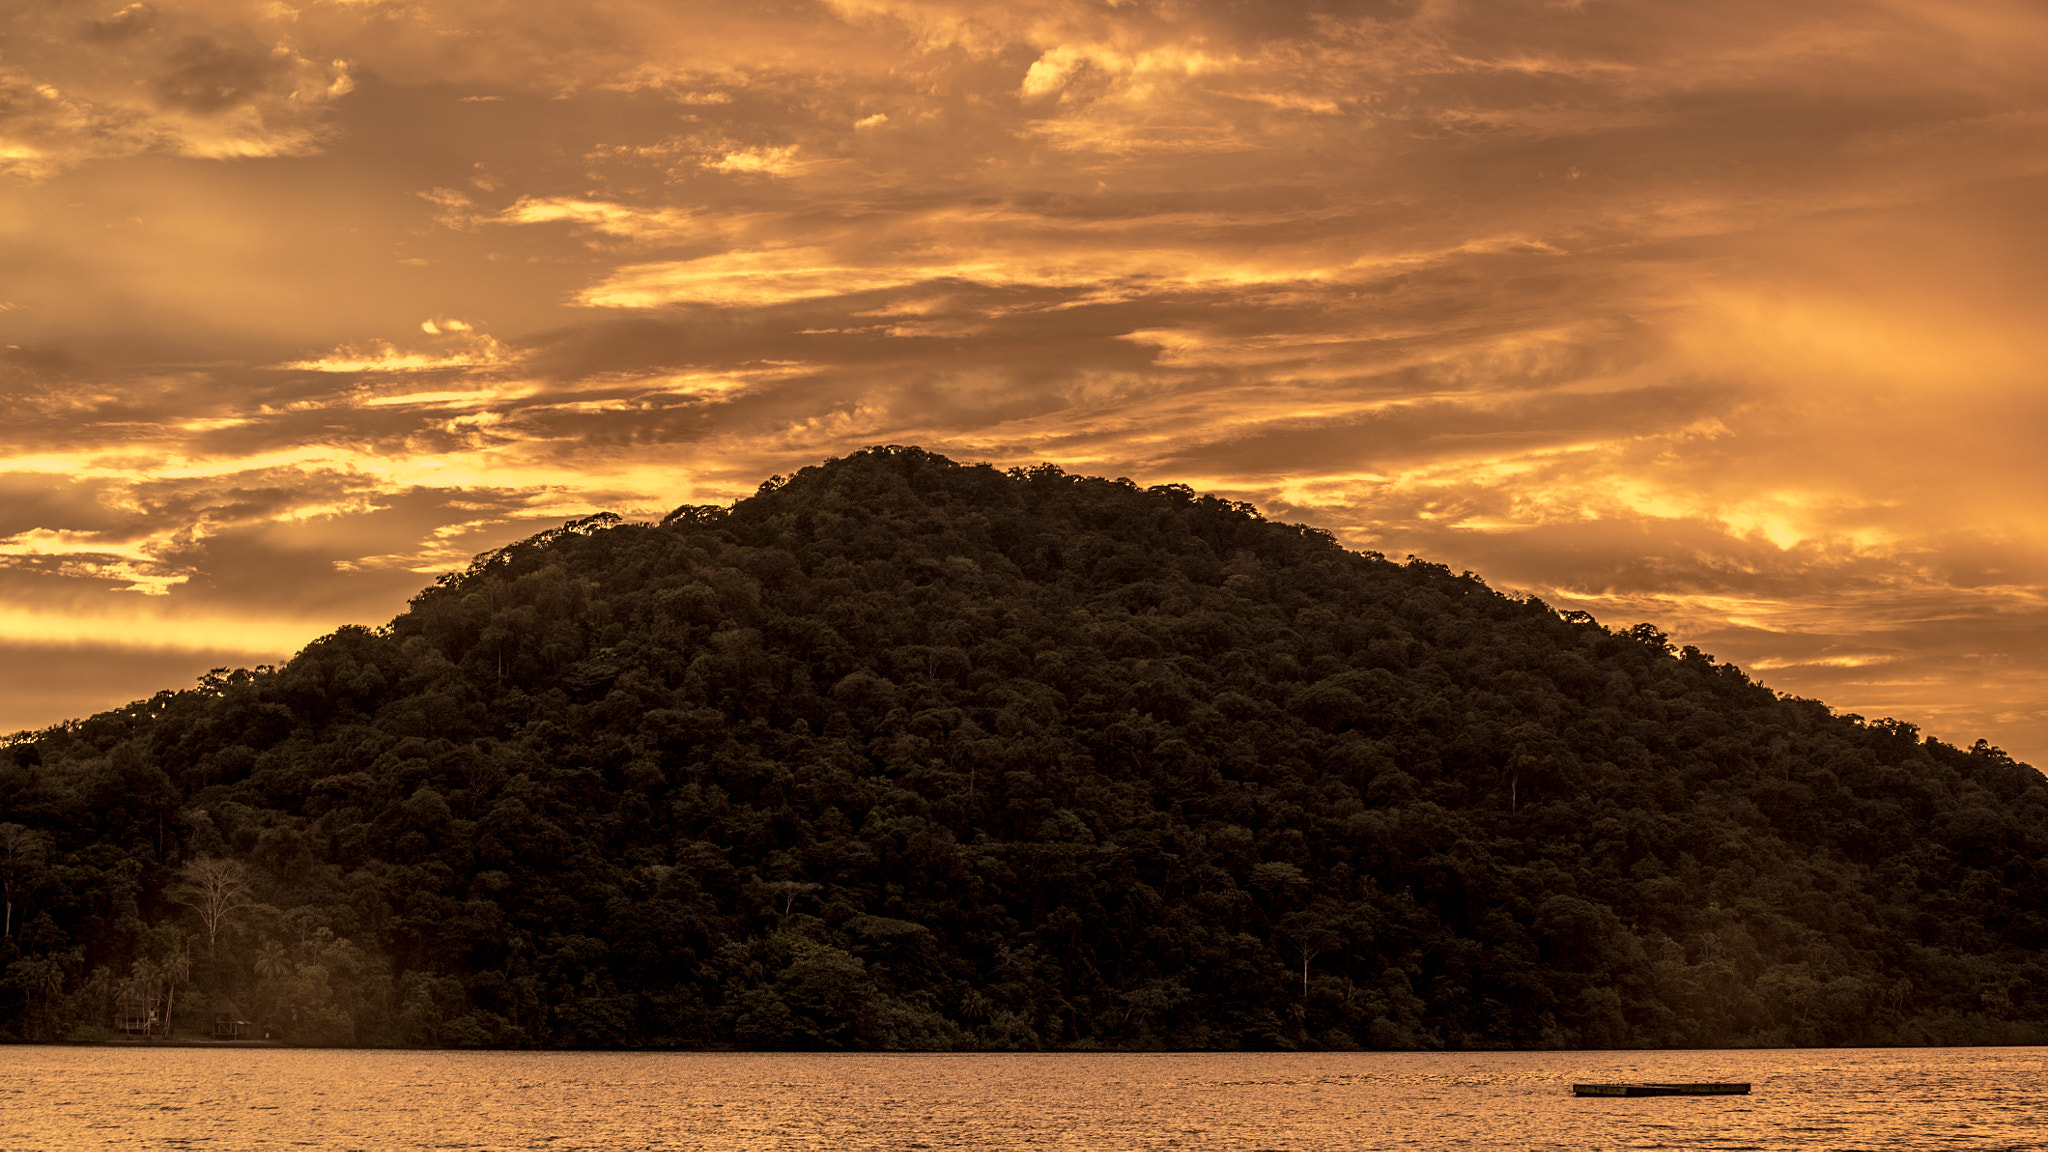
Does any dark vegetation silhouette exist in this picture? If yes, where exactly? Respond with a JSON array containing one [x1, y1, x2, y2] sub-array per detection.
[[3, 447, 2044, 1049]]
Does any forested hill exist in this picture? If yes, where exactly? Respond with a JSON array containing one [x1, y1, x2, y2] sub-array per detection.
[[4, 447, 2046, 1050]]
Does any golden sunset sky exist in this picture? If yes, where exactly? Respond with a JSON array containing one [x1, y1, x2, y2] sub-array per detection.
[[3, 0, 2046, 761]]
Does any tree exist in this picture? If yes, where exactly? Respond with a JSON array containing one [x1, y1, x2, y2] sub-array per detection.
[[170, 857, 253, 953], [0, 823, 49, 938], [124, 935, 194, 1041], [255, 940, 292, 982], [3, 953, 66, 1040], [765, 881, 821, 915], [153, 939, 193, 1038], [1280, 914, 1342, 1003]]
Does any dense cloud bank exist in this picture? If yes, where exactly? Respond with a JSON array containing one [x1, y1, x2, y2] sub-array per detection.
[[5, 0, 2048, 758], [2, 448, 2043, 1049]]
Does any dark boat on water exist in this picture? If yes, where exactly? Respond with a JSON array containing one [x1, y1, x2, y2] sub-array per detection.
[[1573, 1083, 1751, 1097]]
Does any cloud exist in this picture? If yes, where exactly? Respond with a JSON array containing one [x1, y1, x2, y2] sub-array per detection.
[[280, 331, 517, 373], [5, 0, 2048, 763], [84, 4, 161, 44], [496, 198, 709, 244], [0, 5, 356, 178], [0, 527, 193, 595], [702, 145, 806, 176]]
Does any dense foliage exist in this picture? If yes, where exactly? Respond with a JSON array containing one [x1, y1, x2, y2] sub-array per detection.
[[4, 446, 2046, 1050]]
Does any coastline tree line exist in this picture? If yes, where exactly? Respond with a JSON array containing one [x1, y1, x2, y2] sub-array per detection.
[[3, 446, 2044, 1048]]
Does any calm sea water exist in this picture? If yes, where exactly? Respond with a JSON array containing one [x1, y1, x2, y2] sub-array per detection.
[[2, 1046, 2042, 1150]]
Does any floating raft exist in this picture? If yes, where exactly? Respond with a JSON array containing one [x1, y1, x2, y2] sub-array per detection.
[[1573, 1083, 1751, 1097]]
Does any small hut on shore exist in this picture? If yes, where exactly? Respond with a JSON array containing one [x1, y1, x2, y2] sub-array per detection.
[[209, 999, 256, 1040], [114, 991, 156, 1035]]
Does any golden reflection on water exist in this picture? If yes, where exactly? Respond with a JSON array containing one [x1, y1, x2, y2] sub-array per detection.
[[2, 1047, 2043, 1150]]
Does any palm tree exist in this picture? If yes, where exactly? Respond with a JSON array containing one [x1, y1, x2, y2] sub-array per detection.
[[254, 940, 292, 981], [253, 939, 293, 1028], [130, 941, 194, 1038], [125, 959, 162, 1037], [159, 943, 192, 1038], [11, 955, 65, 1040]]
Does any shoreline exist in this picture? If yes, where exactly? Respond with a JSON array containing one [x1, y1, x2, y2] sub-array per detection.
[[72, 1038, 289, 1048]]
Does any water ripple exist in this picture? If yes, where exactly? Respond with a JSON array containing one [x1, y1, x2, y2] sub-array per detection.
[[1, 1047, 2042, 1150]]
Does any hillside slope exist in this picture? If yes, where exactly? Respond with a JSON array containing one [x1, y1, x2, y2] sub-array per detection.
[[3, 446, 2044, 1049]]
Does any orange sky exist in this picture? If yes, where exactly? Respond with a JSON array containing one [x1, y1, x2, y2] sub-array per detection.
[[4, 0, 2048, 763]]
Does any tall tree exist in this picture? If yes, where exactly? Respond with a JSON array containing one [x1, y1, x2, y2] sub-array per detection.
[[0, 823, 48, 938], [170, 857, 253, 953]]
